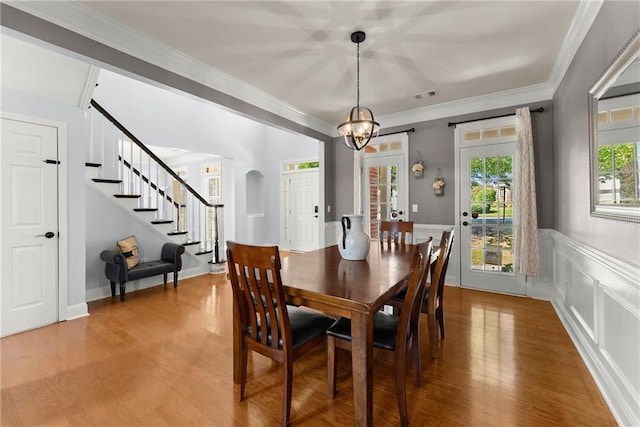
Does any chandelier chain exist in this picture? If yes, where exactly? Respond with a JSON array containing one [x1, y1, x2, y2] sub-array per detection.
[[356, 41, 360, 109]]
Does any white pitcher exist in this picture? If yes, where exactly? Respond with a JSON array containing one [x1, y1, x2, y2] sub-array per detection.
[[338, 214, 370, 260]]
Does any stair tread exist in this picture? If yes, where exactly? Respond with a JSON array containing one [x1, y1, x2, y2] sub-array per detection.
[[114, 194, 141, 198], [183, 241, 201, 246], [167, 231, 188, 236], [151, 219, 173, 224], [92, 178, 122, 184], [85, 162, 101, 168], [133, 208, 157, 212], [195, 250, 213, 255]]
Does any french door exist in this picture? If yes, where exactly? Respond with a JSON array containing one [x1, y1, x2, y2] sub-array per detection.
[[457, 120, 525, 295], [361, 134, 409, 239]]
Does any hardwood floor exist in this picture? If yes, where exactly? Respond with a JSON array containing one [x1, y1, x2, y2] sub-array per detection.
[[1, 271, 615, 426]]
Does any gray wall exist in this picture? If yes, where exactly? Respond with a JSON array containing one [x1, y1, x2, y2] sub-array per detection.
[[332, 99, 555, 228], [85, 185, 200, 294], [553, 1, 640, 268]]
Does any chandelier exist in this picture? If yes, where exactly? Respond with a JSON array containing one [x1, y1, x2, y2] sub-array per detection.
[[337, 31, 380, 151]]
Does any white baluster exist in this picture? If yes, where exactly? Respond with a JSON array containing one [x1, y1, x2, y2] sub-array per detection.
[[148, 153, 153, 210], [129, 139, 134, 194]]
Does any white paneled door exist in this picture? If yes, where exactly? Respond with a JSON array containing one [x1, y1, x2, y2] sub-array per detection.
[[1, 118, 59, 336], [290, 170, 319, 252]]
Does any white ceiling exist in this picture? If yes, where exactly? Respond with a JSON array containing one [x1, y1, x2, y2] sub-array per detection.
[[4, 1, 602, 135]]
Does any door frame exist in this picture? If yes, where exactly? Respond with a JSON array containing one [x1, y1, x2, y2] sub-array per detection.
[[454, 116, 526, 295], [361, 133, 410, 237], [1, 112, 68, 325], [279, 159, 320, 251]]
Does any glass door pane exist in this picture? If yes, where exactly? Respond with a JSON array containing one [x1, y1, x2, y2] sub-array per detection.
[[363, 154, 407, 240], [459, 143, 524, 295]]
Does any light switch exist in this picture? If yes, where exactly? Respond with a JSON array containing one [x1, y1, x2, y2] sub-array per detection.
[[327, 205, 331, 213], [412, 204, 418, 212]]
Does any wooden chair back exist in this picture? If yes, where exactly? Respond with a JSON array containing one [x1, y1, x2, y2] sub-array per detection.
[[380, 220, 414, 245], [403, 239, 434, 350], [226, 242, 291, 357], [393, 239, 432, 425], [227, 241, 335, 426], [425, 230, 454, 311], [424, 229, 455, 356]]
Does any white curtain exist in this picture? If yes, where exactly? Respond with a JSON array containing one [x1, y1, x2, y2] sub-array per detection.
[[514, 107, 540, 276]]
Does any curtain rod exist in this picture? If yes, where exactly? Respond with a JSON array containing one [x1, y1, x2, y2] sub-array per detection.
[[378, 127, 415, 137], [447, 107, 544, 128]]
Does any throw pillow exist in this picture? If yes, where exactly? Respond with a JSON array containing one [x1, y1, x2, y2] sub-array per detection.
[[117, 235, 140, 269]]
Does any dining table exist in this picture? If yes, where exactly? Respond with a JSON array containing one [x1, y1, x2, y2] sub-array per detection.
[[279, 242, 417, 427]]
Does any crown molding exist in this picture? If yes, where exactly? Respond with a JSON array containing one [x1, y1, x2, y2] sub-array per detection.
[[377, 82, 554, 131], [547, 0, 604, 96], [6, 1, 334, 136], [6, 1, 600, 138]]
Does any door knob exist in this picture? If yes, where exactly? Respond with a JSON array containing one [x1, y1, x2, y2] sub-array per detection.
[[36, 231, 55, 238], [462, 221, 469, 227]]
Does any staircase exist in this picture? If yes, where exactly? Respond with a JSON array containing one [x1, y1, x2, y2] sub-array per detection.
[[86, 99, 225, 273]]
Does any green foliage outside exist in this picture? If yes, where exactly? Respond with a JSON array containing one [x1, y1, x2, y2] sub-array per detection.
[[471, 186, 496, 212], [470, 156, 512, 186], [297, 161, 320, 170], [598, 143, 639, 203]]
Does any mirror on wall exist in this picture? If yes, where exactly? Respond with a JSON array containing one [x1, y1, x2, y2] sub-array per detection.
[[589, 30, 640, 223]]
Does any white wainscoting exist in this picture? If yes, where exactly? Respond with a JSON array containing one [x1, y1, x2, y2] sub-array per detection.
[[550, 231, 639, 427]]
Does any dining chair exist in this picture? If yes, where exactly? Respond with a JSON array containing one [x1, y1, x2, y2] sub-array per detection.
[[226, 241, 335, 427], [380, 220, 414, 245], [326, 240, 433, 427], [389, 229, 455, 357]]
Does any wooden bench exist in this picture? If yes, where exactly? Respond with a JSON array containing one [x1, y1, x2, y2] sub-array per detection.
[[100, 242, 185, 301]]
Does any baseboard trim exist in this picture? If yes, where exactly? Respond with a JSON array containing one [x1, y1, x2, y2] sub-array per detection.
[[85, 266, 208, 302], [65, 303, 89, 320]]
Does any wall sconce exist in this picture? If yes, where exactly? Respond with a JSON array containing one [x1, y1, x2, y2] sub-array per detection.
[[412, 151, 424, 179], [433, 168, 445, 196]]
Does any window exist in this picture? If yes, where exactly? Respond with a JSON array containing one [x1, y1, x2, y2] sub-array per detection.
[[597, 95, 640, 206]]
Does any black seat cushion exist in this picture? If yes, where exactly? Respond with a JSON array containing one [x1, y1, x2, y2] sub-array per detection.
[[127, 260, 175, 281], [327, 312, 400, 351], [246, 306, 335, 349]]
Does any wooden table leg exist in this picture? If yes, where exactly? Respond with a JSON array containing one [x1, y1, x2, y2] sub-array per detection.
[[350, 311, 373, 427]]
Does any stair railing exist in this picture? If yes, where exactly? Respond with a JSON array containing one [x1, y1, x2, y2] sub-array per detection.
[[87, 99, 225, 264]]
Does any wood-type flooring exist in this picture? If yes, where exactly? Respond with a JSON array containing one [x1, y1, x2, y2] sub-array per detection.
[[1, 266, 616, 426]]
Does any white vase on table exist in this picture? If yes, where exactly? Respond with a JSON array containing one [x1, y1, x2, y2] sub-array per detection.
[[338, 214, 370, 260]]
